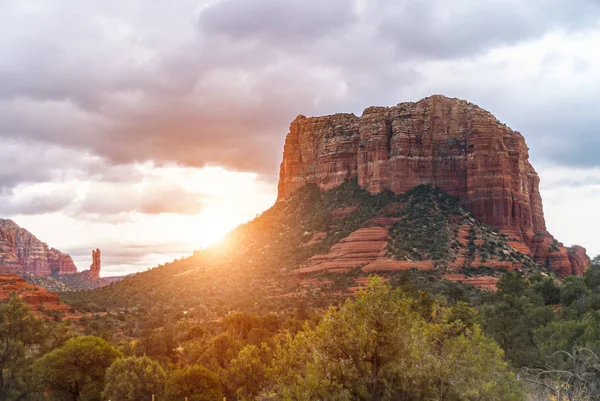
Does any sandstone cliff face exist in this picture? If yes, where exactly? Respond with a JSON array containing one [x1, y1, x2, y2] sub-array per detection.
[[568, 246, 590, 276], [278, 95, 588, 276], [0, 219, 77, 276]]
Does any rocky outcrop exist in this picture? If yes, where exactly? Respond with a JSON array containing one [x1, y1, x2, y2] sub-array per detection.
[[50, 248, 107, 289], [16, 272, 75, 292], [298, 223, 438, 274], [90, 248, 101, 279], [298, 226, 390, 274], [0, 219, 77, 277], [279, 113, 360, 196], [568, 246, 590, 276], [278, 95, 589, 276], [443, 273, 499, 291], [0, 274, 72, 316]]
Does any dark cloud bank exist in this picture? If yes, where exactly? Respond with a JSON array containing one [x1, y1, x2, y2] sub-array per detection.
[[0, 0, 599, 216]]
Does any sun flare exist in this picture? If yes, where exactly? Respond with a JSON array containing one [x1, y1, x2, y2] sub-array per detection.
[[163, 166, 277, 250]]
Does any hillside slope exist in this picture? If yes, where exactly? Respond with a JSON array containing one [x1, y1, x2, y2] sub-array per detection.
[[63, 180, 548, 316], [63, 94, 590, 317], [0, 274, 73, 319]]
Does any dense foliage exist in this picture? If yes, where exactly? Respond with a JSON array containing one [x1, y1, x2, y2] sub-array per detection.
[[34, 336, 121, 401], [386, 185, 536, 269], [6, 261, 600, 399], [103, 356, 166, 401], [480, 260, 600, 399], [164, 365, 222, 401], [262, 277, 520, 400], [2, 181, 599, 399], [1, 278, 524, 400], [0, 297, 50, 400]]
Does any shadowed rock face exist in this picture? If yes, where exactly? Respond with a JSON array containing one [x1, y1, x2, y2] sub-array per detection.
[[0, 219, 77, 276], [277, 95, 589, 276]]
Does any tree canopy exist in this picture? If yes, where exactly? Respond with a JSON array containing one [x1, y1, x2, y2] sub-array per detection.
[[264, 277, 521, 401], [33, 336, 120, 401], [165, 365, 223, 401], [103, 356, 166, 401]]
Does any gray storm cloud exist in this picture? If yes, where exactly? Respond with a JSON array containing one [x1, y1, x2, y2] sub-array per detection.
[[198, 0, 358, 43], [0, 0, 598, 208], [370, 0, 600, 59], [0, 188, 74, 216]]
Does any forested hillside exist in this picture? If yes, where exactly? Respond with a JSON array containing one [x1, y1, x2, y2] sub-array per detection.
[[2, 181, 599, 399]]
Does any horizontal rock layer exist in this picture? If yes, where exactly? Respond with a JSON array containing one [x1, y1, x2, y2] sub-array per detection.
[[278, 95, 588, 275], [0, 274, 72, 316], [0, 219, 77, 277]]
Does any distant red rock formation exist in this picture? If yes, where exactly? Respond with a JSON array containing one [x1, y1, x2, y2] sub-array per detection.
[[0, 219, 77, 276], [89, 248, 101, 279], [278, 95, 589, 276]]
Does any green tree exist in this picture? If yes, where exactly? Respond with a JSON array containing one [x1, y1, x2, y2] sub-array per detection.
[[0, 296, 47, 400], [33, 335, 120, 401], [533, 277, 561, 305], [226, 343, 273, 400], [265, 277, 521, 400], [263, 330, 350, 400], [432, 325, 521, 400], [496, 271, 528, 296], [165, 365, 222, 401], [481, 273, 553, 367], [134, 327, 168, 362], [103, 356, 166, 401], [560, 276, 589, 307], [584, 256, 600, 292], [223, 312, 260, 341], [189, 332, 241, 371]]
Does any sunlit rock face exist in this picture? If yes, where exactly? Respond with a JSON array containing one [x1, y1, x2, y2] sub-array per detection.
[[0, 219, 77, 276], [89, 248, 101, 280], [0, 274, 72, 315], [278, 95, 589, 276]]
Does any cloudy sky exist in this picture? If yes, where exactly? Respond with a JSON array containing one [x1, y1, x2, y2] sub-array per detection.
[[1, 0, 599, 276]]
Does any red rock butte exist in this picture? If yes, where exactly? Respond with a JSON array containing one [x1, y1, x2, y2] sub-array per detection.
[[277, 95, 589, 276], [0, 219, 77, 276]]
